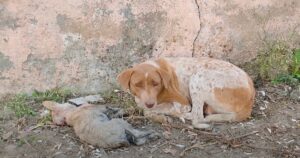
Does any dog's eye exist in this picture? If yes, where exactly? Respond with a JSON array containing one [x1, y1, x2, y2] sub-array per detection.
[[152, 81, 159, 87], [134, 82, 144, 88]]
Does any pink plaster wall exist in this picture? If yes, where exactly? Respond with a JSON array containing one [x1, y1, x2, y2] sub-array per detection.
[[0, 0, 299, 96]]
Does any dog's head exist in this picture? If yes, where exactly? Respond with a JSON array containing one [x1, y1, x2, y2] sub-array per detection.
[[42, 101, 76, 125], [117, 59, 189, 109]]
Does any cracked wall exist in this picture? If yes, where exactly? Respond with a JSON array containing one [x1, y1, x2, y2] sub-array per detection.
[[0, 0, 299, 96]]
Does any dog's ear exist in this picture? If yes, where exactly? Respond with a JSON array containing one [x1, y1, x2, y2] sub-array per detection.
[[157, 69, 171, 89], [156, 58, 174, 89], [117, 68, 134, 91], [42, 101, 58, 110]]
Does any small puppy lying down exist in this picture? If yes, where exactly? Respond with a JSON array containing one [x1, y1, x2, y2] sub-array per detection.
[[43, 101, 159, 148]]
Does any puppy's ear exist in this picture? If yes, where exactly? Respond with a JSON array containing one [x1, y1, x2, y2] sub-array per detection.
[[117, 68, 134, 91], [42, 101, 58, 110]]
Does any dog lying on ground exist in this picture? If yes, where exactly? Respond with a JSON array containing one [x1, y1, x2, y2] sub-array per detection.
[[42, 101, 159, 148], [117, 57, 255, 128]]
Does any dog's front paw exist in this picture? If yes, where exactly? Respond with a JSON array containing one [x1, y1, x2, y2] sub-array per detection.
[[192, 121, 210, 129]]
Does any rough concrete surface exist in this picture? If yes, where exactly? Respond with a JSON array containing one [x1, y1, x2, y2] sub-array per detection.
[[0, 0, 299, 96]]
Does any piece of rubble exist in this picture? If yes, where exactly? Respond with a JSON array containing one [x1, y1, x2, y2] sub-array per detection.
[[68, 95, 104, 106]]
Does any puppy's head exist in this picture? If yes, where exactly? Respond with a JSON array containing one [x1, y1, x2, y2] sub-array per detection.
[[117, 62, 171, 109], [42, 101, 76, 125]]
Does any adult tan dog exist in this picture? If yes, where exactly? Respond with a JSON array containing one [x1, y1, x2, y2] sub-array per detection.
[[117, 57, 255, 128]]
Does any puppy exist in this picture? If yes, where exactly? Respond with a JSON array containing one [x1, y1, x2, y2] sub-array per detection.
[[117, 57, 255, 128], [43, 101, 159, 148]]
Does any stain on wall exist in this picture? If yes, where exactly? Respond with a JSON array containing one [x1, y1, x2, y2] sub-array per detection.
[[0, 5, 19, 30], [0, 52, 13, 71]]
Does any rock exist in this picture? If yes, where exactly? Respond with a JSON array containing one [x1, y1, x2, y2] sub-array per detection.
[[68, 95, 104, 106], [68, 97, 87, 106]]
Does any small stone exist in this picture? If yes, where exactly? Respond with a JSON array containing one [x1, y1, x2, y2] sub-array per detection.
[[84, 95, 104, 103], [173, 144, 185, 149], [68, 97, 87, 106], [267, 128, 272, 134], [258, 91, 266, 97]]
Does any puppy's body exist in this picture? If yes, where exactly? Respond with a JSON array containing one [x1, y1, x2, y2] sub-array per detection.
[[118, 57, 255, 128], [44, 101, 130, 148], [65, 105, 131, 148], [43, 101, 159, 148]]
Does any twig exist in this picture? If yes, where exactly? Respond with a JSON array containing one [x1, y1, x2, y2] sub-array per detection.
[[27, 124, 52, 132], [244, 144, 300, 157], [24, 139, 38, 151], [180, 142, 217, 157], [56, 132, 81, 142], [151, 142, 169, 153], [168, 123, 219, 136], [228, 131, 258, 140], [124, 115, 147, 121], [175, 127, 260, 157]]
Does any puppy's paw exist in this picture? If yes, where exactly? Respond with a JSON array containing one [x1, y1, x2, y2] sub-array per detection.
[[182, 112, 193, 120], [173, 102, 191, 113], [144, 112, 173, 124], [181, 105, 191, 113]]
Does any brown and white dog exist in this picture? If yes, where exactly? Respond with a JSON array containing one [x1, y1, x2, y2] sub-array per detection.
[[117, 57, 255, 128]]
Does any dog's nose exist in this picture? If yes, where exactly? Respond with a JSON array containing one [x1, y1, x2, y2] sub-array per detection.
[[145, 102, 154, 108]]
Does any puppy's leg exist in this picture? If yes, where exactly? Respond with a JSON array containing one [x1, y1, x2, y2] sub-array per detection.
[[144, 111, 173, 124], [170, 102, 192, 123], [203, 113, 236, 122]]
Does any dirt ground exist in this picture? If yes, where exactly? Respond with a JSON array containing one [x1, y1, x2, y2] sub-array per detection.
[[0, 83, 299, 158]]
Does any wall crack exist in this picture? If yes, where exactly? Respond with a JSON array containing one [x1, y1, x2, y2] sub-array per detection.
[[192, 0, 201, 57]]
